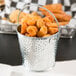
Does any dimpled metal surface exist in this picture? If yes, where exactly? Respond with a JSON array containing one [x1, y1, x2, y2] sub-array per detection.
[[17, 27, 60, 71]]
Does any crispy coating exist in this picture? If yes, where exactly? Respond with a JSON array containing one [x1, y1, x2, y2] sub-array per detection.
[[46, 22, 69, 28], [46, 22, 58, 28], [59, 22, 69, 25], [39, 4, 62, 12], [43, 17, 52, 23], [39, 4, 63, 20], [48, 27, 58, 35], [40, 11, 54, 22], [37, 26, 47, 37], [46, 15, 54, 22], [34, 16, 41, 22], [43, 34, 50, 37], [36, 18, 45, 28], [39, 3, 71, 23], [26, 26, 38, 37], [52, 10, 66, 14], [26, 14, 36, 26], [9, 10, 26, 23], [21, 14, 41, 26], [21, 22, 27, 34], [54, 14, 72, 22]]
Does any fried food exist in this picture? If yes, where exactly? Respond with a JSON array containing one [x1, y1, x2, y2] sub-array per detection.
[[52, 10, 66, 14], [39, 4, 62, 13], [39, 4, 63, 20], [17, 3, 72, 37], [39, 3, 71, 23], [48, 27, 58, 35], [21, 22, 27, 34], [43, 17, 52, 23], [21, 14, 41, 26], [46, 22, 69, 28], [9, 10, 26, 23], [37, 18, 45, 28], [54, 14, 72, 22], [26, 26, 38, 37], [46, 22, 58, 28], [34, 16, 41, 22], [41, 12, 71, 22], [59, 22, 69, 25], [46, 15, 54, 22], [43, 34, 50, 37], [37, 26, 48, 37]]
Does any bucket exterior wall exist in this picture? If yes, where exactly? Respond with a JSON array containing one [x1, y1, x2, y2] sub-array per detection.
[[17, 26, 60, 71]]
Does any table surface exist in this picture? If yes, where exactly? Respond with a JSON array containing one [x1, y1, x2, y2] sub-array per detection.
[[0, 60, 76, 76], [0, 34, 76, 66]]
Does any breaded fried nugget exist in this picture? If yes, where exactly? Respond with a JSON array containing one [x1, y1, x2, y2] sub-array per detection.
[[54, 14, 72, 22], [48, 27, 58, 35], [43, 34, 50, 37], [21, 14, 41, 26], [9, 10, 26, 23], [26, 26, 38, 37], [37, 26, 47, 37], [43, 17, 52, 23], [36, 18, 45, 28], [21, 22, 27, 34], [34, 16, 41, 22]]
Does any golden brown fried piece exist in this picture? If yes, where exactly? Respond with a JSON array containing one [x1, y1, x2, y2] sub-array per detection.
[[39, 4, 62, 12], [43, 17, 52, 23], [36, 18, 45, 28], [37, 26, 48, 37], [39, 4, 63, 20], [34, 16, 41, 22], [9, 10, 26, 23], [46, 23, 58, 28], [40, 11, 54, 22], [39, 3, 72, 23], [21, 22, 27, 34], [46, 15, 55, 22], [46, 22, 69, 28], [59, 22, 69, 25], [43, 34, 50, 37], [21, 14, 41, 26], [54, 14, 72, 22], [52, 10, 66, 14], [48, 27, 58, 35], [26, 26, 38, 37]]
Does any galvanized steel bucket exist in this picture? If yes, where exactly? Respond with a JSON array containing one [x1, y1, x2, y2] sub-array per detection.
[[17, 5, 60, 71]]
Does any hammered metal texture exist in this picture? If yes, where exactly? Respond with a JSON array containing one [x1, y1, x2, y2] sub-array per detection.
[[17, 27, 59, 71]]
